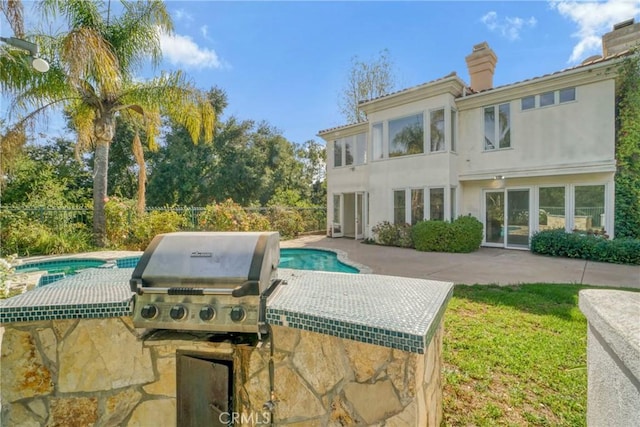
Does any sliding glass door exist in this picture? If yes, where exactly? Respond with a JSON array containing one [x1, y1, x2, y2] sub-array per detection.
[[484, 189, 530, 248]]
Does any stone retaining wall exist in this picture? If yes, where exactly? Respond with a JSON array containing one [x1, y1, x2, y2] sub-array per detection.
[[1, 317, 443, 426]]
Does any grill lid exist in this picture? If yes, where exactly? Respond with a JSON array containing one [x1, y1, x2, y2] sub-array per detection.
[[130, 231, 280, 292]]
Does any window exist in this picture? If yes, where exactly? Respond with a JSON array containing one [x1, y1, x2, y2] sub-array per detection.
[[540, 91, 555, 107], [539, 187, 565, 231], [430, 109, 445, 152], [430, 188, 444, 220], [521, 96, 535, 110], [450, 187, 456, 220], [372, 123, 383, 160], [333, 133, 367, 167], [333, 140, 343, 167], [344, 138, 354, 166], [574, 185, 605, 232], [484, 103, 510, 150], [333, 195, 340, 224], [450, 109, 457, 152], [559, 87, 576, 103], [394, 190, 406, 225], [355, 133, 366, 165], [411, 189, 424, 225], [389, 114, 424, 157]]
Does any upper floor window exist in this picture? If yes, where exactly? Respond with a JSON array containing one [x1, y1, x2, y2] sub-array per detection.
[[520, 87, 576, 111], [430, 109, 445, 152], [333, 132, 367, 168], [389, 113, 424, 157], [484, 103, 511, 150], [559, 87, 576, 103], [450, 109, 457, 152], [372, 123, 383, 160]]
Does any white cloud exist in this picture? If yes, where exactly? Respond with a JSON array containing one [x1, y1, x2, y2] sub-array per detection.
[[200, 25, 212, 41], [159, 30, 224, 70], [481, 11, 537, 41], [550, 0, 640, 63], [173, 9, 194, 23]]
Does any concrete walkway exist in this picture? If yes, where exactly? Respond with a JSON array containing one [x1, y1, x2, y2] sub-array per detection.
[[282, 235, 640, 289]]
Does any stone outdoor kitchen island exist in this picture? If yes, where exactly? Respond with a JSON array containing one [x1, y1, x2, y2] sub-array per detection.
[[0, 267, 452, 426]]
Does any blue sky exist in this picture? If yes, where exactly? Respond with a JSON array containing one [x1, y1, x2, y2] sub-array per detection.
[[7, 1, 640, 145]]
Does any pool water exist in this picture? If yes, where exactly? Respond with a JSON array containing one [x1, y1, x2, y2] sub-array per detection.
[[15, 259, 107, 276], [279, 248, 359, 273]]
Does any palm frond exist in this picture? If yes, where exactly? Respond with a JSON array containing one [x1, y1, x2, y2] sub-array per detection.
[[0, 0, 24, 37], [119, 71, 215, 145], [67, 100, 96, 157], [39, 0, 105, 30], [61, 27, 121, 99], [108, 0, 172, 72]]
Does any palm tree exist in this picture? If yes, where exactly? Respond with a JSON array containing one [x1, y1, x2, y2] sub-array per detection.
[[0, 0, 24, 37], [0, 0, 214, 246]]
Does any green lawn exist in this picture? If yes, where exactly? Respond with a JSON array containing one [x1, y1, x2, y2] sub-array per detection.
[[443, 284, 596, 426]]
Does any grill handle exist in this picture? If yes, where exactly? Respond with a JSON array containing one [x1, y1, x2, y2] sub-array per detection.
[[137, 286, 235, 295], [231, 280, 259, 297]]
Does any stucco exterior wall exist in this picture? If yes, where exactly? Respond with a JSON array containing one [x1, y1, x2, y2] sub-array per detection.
[[1, 318, 445, 426], [457, 80, 616, 176]]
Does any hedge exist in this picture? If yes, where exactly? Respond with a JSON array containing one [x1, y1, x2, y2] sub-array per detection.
[[530, 229, 640, 265], [411, 216, 483, 253]]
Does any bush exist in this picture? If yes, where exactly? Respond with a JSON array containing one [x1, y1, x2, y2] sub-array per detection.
[[1, 210, 91, 256], [265, 207, 303, 239], [199, 199, 257, 231], [130, 210, 187, 250], [412, 216, 483, 253], [371, 221, 413, 248], [530, 229, 640, 265]]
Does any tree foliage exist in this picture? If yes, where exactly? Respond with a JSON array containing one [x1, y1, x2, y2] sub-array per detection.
[[615, 53, 640, 239], [0, 0, 215, 246], [338, 49, 396, 123]]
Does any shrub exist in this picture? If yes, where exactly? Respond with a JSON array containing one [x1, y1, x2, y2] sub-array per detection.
[[265, 207, 303, 239], [530, 229, 640, 264], [371, 221, 413, 248], [412, 216, 483, 253], [199, 199, 256, 231], [450, 216, 484, 252], [130, 210, 187, 250]]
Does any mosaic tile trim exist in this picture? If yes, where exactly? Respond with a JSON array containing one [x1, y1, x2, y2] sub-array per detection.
[[116, 257, 141, 268], [38, 273, 66, 287], [0, 269, 134, 324], [14, 258, 107, 272], [268, 269, 453, 354]]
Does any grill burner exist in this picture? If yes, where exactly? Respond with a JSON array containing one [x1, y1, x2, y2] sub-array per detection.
[[130, 231, 281, 334]]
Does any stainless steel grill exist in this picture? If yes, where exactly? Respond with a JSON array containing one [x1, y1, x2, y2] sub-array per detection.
[[130, 231, 280, 334]]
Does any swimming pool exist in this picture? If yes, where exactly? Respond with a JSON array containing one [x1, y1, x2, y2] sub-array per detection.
[[15, 259, 109, 286], [279, 248, 359, 273], [15, 248, 358, 287]]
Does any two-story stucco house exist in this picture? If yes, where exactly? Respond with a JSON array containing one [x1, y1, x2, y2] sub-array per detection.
[[319, 20, 640, 249]]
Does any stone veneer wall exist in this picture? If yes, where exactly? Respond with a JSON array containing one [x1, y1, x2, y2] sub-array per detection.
[[1, 318, 443, 426]]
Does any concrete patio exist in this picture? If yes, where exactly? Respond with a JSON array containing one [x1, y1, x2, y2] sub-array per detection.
[[282, 235, 640, 289]]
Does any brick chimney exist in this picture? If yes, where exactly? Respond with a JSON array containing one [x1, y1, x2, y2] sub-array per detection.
[[465, 42, 498, 92], [602, 19, 640, 56]]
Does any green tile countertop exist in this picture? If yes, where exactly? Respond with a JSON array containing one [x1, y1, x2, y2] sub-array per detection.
[[270, 269, 453, 354], [0, 269, 133, 323], [1, 268, 453, 354]]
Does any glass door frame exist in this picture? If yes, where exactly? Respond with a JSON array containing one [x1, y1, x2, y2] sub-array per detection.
[[355, 192, 366, 240], [482, 187, 533, 249], [332, 193, 344, 237]]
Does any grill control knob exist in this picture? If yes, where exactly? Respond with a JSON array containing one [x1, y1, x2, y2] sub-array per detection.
[[140, 304, 158, 319], [170, 305, 187, 320], [230, 306, 246, 322], [199, 306, 216, 321]]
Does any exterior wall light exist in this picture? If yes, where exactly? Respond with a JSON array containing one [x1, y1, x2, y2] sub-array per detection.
[[0, 36, 49, 72]]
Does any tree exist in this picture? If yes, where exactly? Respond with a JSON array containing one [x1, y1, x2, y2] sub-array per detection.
[[0, 0, 24, 37], [0, 0, 214, 246], [338, 49, 396, 123]]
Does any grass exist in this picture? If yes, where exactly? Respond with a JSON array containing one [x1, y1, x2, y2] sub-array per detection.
[[443, 283, 596, 426]]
